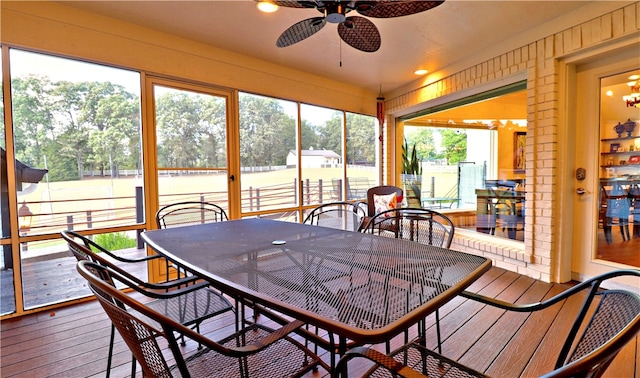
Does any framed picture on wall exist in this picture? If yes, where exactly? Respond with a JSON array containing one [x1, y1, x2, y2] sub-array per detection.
[[514, 132, 526, 172], [610, 143, 621, 153]]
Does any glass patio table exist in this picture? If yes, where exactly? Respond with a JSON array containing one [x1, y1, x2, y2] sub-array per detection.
[[141, 218, 491, 363]]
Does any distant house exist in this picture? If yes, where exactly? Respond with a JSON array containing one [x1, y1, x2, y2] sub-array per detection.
[[286, 148, 341, 168]]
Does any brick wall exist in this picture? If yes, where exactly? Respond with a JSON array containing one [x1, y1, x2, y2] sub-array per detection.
[[385, 3, 640, 282]]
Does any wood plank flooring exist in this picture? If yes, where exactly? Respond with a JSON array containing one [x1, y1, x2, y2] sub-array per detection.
[[1, 266, 638, 378]]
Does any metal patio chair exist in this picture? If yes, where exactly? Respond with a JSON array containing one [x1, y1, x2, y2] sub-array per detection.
[[156, 200, 229, 228], [362, 207, 455, 353], [156, 201, 229, 278], [76, 260, 326, 378], [62, 230, 235, 378], [362, 207, 454, 247], [335, 269, 640, 378], [303, 201, 367, 231]]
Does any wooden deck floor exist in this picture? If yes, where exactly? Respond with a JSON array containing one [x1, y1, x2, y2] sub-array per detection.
[[1, 266, 638, 378]]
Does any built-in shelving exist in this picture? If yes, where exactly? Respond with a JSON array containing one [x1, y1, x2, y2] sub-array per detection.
[[601, 135, 640, 142], [601, 131, 639, 170]]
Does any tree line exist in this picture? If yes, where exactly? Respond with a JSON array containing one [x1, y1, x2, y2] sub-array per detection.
[[8, 76, 377, 182]]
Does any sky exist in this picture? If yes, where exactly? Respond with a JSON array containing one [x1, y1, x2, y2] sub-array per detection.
[[9, 49, 141, 94]]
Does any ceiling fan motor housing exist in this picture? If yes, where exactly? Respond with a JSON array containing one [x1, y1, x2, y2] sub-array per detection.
[[324, 3, 346, 23]]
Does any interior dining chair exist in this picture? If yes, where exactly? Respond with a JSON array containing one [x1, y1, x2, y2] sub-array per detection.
[[335, 269, 640, 378], [601, 183, 631, 241], [362, 207, 455, 353], [62, 230, 235, 378], [76, 260, 327, 378], [303, 201, 367, 231], [484, 180, 521, 237]]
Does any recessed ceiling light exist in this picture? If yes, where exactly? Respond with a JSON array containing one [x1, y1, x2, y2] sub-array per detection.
[[257, 1, 278, 13], [628, 74, 640, 80], [606, 90, 613, 97], [414, 69, 428, 75]]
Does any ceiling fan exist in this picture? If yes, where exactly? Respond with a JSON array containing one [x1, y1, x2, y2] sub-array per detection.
[[264, 1, 445, 52]]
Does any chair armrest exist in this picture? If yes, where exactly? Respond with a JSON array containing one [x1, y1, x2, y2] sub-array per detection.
[[337, 343, 487, 378], [170, 313, 307, 357], [335, 346, 427, 378], [460, 269, 640, 313], [138, 274, 202, 291]]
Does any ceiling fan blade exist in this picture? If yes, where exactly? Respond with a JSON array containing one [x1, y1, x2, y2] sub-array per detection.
[[356, 0, 445, 18], [270, 1, 317, 9], [277, 17, 327, 47], [337, 16, 381, 53]]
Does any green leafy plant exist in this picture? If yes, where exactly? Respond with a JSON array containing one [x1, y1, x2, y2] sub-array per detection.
[[402, 138, 422, 176], [401, 139, 423, 206], [94, 232, 137, 251]]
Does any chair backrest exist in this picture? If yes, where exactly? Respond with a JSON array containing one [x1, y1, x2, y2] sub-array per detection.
[[363, 207, 455, 248], [303, 201, 367, 231], [76, 260, 190, 377], [542, 271, 640, 378], [366, 185, 403, 217], [156, 201, 228, 229], [601, 183, 630, 219], [485, 179, 517, 191], [61, 230, 150, 287], [77, 260, 324, 377]]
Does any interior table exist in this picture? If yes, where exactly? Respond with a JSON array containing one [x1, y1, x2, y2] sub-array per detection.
[[141, 218, 491, 366]]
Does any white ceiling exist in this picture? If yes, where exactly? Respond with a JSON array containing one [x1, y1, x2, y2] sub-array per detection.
[[59, 0, 601, 94]]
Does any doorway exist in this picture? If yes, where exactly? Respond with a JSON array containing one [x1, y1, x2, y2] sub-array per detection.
[[147, 77, 233, 219], [571, 44, 640, 280]]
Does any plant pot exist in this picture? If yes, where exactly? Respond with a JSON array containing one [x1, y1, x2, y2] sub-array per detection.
[[401, 174, 422, 208]]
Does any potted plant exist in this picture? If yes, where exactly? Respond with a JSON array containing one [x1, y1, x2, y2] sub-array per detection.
[[401, 139, 423, 207]]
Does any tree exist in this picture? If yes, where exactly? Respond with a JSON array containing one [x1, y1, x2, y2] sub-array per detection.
[[10, 75, 56, 168], [440, 129, 467, 164], [316, 113, 342, 154], [53, 81, 140, 178], [156, 91, 222, 169], [87, 83, 140, 176], [405, 128, 442, 161], [239, 94, 296, 167], [346, 113, 376, 165]]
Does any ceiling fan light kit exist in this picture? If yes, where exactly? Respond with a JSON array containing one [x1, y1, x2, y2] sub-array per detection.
[[263, 0, 445, 52]]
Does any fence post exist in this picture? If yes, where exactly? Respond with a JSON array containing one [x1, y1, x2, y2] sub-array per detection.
[[336, 179, 343, 201], [86, 211, 92, 229], [256, 188, 260, 211], [305, 178, 310, 205], [249, 187, 254, 211], [200, 195, 205, 223], [318, 179, 323, 203], [135, 186, 144, 249], [431, 176, 435, 198], [67, 215, 74, 231]]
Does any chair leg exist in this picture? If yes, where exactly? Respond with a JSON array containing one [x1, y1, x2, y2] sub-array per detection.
[[130, 356, 137, 377], [106, 324, 115, 378], [109, 320, 137, 377], [604, 217, 612, 244], [435, 309, 442, 355], [621, 220, 630, 240]]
